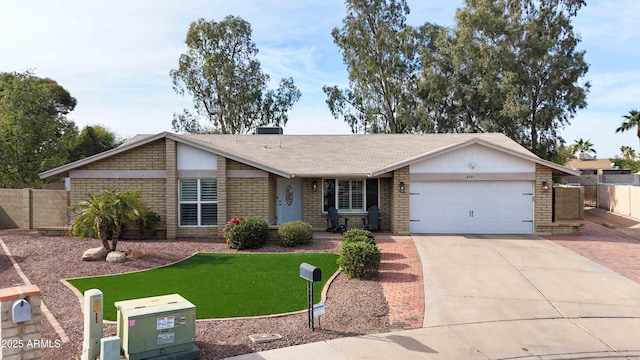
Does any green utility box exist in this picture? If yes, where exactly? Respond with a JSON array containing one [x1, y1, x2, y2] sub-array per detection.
[[115, 294, 201, 360]]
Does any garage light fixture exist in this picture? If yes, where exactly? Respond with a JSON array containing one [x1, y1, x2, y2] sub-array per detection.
[[311, 181, 318, 192], [542, 181, 549, 191], [399, 181, 405, 193]]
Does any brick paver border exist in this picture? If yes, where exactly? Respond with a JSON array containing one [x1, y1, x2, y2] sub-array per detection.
[[547, 221, 640, 284], [376, 236, 424, 331]]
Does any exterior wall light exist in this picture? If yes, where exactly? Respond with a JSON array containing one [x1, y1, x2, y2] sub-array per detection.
[[311, 181, 318, 192], [542, 181, 549, 190], [399, 181, 405, 193]]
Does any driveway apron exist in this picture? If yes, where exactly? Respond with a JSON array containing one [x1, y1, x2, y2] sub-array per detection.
[[412, 234, 640, 358]]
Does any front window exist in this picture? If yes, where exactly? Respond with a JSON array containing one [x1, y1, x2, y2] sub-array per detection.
[[324, 178, 379, 212], [179, 179, 217, 226]]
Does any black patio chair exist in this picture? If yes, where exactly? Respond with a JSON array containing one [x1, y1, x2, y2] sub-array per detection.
[[362, 205, 381, 231], [326, 207, 348, 233]]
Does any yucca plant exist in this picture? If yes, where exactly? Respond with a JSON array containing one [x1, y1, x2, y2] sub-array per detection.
[[71, 187, 145, 252]]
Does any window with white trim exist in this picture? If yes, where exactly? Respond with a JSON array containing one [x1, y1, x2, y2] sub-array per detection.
[[179, 179, 217, 226], [323, 178, 379, 212]]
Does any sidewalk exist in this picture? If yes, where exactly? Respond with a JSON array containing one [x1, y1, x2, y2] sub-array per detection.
[[583, 207, 640, 242]]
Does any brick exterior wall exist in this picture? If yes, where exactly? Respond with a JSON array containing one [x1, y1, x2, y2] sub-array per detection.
[[70, 178, 167, 229], [302, 177, 392, 231], [165, 139, 177, 239], [216, 156, 227, 238], [302, 177, 324, 229], [391, 166, 410, 234], [227, 177, 270, 221], [379, 178, 392, 230], [84, 139, 165, 170], [0, 285, 43, 360], [534, 164, 555, 235], [268, 175, 277, 225], [69, 139, 167, 237]]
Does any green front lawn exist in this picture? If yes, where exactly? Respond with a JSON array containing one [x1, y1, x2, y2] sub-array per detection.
[[68, 252, 339, 321]]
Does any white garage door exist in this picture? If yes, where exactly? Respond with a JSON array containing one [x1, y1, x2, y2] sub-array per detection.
[[409, 181, 534, 234]]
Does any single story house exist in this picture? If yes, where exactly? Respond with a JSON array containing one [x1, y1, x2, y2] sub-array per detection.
[[565, 158, 615, 175], [40, 132, 580, 238]]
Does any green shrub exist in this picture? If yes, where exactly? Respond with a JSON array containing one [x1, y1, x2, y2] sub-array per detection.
[[341, 228, 375, 245], [135, 208, 161, 239], [224, 217, 269, 250], [278, 221, 313, 247], [72, 187, 147, 251], [338, 241, 381, 279]]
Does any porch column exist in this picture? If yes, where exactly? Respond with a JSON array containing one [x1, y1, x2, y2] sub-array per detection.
[[165, 139, 177, 240], [217, 157, 227, 237], [391, 166, 410, 234]]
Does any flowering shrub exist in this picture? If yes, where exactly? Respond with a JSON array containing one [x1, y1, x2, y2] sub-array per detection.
[[277, 221, 313, 247], [224, 217, 268, 250]]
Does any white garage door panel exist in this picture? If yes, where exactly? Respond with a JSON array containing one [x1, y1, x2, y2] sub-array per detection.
[[410, 181, 533, 234]]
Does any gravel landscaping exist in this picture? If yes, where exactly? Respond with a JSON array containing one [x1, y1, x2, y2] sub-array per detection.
[[0, 229, 389, 359]]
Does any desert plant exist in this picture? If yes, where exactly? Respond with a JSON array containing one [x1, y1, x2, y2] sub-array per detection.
[[71, 187, 146, 251], [224, 217, 269, 250], [135, 208, 161, 239], [278, 221, 313, 247], [341, 228, 375, 245], [337, 241, 381, 279]]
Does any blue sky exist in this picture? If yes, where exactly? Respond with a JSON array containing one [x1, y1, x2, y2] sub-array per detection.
[[1, 0, 638, 159]]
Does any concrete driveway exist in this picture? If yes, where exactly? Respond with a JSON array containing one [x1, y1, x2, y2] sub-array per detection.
[[229, 235, 640, 359]]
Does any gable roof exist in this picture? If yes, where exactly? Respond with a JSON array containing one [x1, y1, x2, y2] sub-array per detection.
[[39, 132, 580, 179]]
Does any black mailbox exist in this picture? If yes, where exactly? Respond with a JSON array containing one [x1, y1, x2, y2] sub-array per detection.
[[299, 263, 321, 282]]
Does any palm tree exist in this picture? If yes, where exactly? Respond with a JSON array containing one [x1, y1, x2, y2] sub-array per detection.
[[569, 138, 596, 159], [620, 145, 637, 160], [71, 188, 145, 252], [616, 109, 640, 149]]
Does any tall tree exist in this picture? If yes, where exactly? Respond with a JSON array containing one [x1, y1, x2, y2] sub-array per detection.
[[569, 138, 596, 159], [324, 0, 426, 133], [170, 16, 301, 134], [615, 109, 640, 150], [0, 71, 77, 188], [421, 0, 590, 159], [69, 125, 122, 162]]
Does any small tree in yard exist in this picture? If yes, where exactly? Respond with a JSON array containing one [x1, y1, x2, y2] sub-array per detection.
[[71, 188, 147, 252]]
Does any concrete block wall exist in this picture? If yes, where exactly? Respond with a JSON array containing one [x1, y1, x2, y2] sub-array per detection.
[[0, 189, 69, 230], [0, 285, 43, 360], [554, 185, 584, 220], [0, 189, 31, 229], [31, 190, 70, 229]]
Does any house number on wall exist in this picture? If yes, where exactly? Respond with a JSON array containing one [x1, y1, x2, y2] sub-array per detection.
[[286, 185, 293, 206]]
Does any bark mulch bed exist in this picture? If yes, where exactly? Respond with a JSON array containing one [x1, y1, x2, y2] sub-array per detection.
[[0, 229, 389, 359]]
